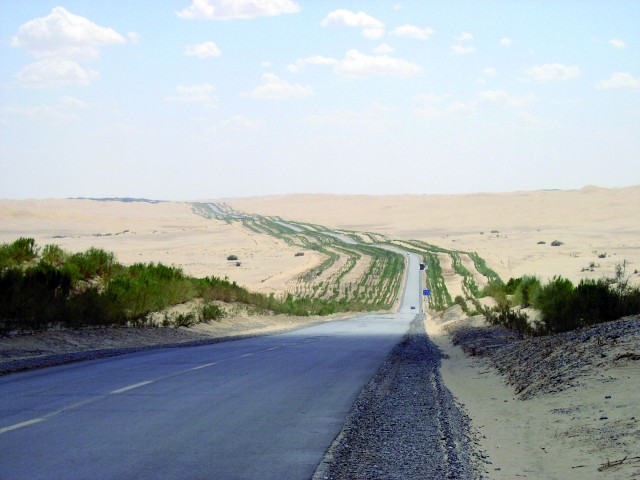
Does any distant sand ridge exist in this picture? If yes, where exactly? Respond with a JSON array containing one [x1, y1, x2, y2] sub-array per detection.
[[226, 185, 640, 286]]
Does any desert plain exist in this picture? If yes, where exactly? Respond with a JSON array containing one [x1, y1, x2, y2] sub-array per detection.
[[1, 184, 639, 479]]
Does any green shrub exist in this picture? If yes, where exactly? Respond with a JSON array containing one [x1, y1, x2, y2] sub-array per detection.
[[201, 303, 224, 322], [481, 279, 507, 305], [0, 237, 39, 268], [42, 244, 66, 266], [513, 276, 542, 307], [533, 276, 575, 333], [454, 295, 469, 314], [174, 312, 198, 327], [67, 248, 115, 281], [483, 304, 533, 337]]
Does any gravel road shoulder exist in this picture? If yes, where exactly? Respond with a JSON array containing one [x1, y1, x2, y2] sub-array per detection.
[[314, 314, 481, 480]]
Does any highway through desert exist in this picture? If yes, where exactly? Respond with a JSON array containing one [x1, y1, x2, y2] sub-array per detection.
[[0, 253, 422, 480]]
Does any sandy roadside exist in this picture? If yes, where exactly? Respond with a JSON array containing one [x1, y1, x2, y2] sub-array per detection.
[[0, 311, 357, 374], [425, 305, 640, 479]]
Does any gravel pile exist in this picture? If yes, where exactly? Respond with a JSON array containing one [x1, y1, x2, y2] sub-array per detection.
[[449, 314, 640, 399], [314, 314, 481, 480]]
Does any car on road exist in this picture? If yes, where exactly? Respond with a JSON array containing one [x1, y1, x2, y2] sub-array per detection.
[[410, 306, 416, 310]]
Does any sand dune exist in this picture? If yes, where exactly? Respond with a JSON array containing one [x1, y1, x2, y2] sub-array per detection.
[[0, 199, 322, 294], [226, 185, 640, 286]]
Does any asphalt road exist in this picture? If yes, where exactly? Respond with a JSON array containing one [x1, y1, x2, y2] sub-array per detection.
[[0, 253, 422, 480]]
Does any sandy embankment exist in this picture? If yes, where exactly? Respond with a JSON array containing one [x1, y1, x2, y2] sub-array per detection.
[[426, 306, 640, 480]]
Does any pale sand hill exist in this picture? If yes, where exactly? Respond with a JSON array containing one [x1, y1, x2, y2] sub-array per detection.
[[226, 185, 640, 286], [0, 199, 323, 295]]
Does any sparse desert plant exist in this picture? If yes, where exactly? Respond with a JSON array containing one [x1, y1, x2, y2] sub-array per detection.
[[173, 312, 198, 327], [550, 240, 564, 247], [41, 244, 66, 266], [201, 303, 224, 322], [537, 241, 546, 244], [598, 253, 607, 259], [481, 279, 508, 305], [295, 252, 305, 257], [513, 275, 542, 307], [482, 304, 532, 337], [0, 237, 39, 268], [227, 255, 238, 261], [454, 295, 469, 314], [532, 276, 575, 333]]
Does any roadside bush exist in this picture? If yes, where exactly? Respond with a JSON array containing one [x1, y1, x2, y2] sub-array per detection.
[[481, 279, 508, 305], [532, 276, 575, 333], [513, 275, 542, 307], [454, 295, 469, 314], [201, 303, 224, 322], [483, 304, 533, 337], [503, 277, 521, 295], [42, 244, 67, 266], [67, 248, 115, 281], [0, 237, 39, 268], [174, 312, 198, 327]]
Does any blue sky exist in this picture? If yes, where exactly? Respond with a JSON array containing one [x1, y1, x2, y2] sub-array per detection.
[[1, 0, 639, 200]]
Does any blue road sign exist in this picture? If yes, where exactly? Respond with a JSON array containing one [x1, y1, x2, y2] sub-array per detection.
[[423, 289, 431, 296]]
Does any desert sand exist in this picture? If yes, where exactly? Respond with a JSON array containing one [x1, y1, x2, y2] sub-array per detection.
[[226, 185, 640, 286], [1, 186, 639, 478], [0, 199, 323, 295]]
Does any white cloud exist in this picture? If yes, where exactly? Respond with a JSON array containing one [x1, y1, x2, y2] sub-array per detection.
[[3, 105, 80, 123], [14, 59, 99, 88], [416, 98, 478, 118], [608, 38, 626, 49], [456, 32, 474, 42], [321, 9, 383, 28], [374, 43, 395, 54], [335, 49, 422, 78], [306, 104, 394, 130], [479, 90, 536, 108], [287, 55, 337, 73], [321, 9, 384, 38], [415, 90, 535, 119], [526, 63, 581, 82], [221, 115, 265, 129], [58, 96, 88, 109], [500, 37, 513, 47], [476, 68, 496, 84], [415, 93, 452, 103], [247, 73, 314, 99], [515, 111, 541, 126], [261, 60, 272, 68], [184, 41, 221, 58], [11, 7, 125, 61], [362, 28, 385, 39], [177, 0, 300, 20], [597, 72, 640, 90], [127, 32, 141, 44], [165, 84, 218, 107], [451, 45, 476, 55], [289, 50, 421, 79], [391, 24, 434, 40]]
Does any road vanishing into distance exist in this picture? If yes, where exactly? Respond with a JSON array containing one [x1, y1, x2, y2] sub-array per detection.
[[0, 253, 422, 480]]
